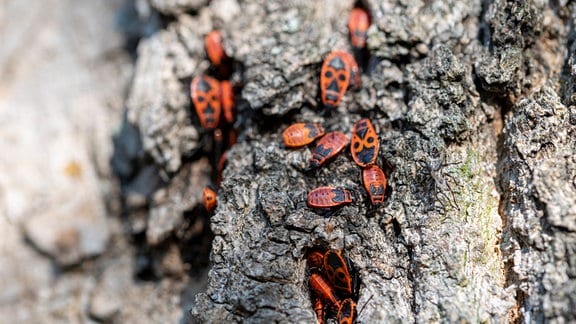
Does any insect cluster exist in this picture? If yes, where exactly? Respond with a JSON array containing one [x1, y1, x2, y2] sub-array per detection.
[[189, 4, 376, 323], [281, 5, 377, 323], [281, 7, 384, 211], [307, 249, 362, 324], [190, 30, 239, 214]]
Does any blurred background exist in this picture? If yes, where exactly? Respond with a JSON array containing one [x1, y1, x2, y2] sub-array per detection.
[[0, 0, 204, 322]]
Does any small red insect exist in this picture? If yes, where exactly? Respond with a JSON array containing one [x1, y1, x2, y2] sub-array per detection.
[[205, 30, 228, 67], [308, 186, 353, 209], [220, 80, 235, 124], [309, 273, 341, 309], [337, 298, 357, 324], [323, 250, 353, 297], [362, 164, 387, 204], [283, 123, 325, 148], [310, 132, 348, 168], [203, 186, 217, 212], [348, 8, 371, 49], [320, 51, 358, 109], [190, 75, 221, 130], [351, 118, 379, 167]]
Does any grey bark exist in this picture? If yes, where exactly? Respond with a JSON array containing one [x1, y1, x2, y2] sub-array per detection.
[[125, 0, 576, 322]]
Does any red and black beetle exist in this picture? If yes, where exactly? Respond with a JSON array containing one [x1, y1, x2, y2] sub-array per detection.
[[190, 75, 222, 130], [205, 30, 228, 67], [323, 249, 354, 297], [362, 164, 387, 204], [307, 249, 326, 270], [348, 8, 371, 49], [320, 51, 359, 109], [351, 118, 379, 167], [308, 186, 353, 209], [283, 123, 325, 148]]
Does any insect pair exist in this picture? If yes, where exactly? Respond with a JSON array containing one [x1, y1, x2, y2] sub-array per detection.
[[282, 123, 349, 170], [319, 6, 371, 110], [282, 119, 381, 172], [307, 249, 359, 324], [351, 118, 387, 205]]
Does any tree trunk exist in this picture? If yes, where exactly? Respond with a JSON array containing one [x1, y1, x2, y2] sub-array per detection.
[[126, 0, 576, 322]]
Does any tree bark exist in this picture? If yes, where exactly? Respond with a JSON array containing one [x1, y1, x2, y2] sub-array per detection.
[[126, 0, 576, 322]]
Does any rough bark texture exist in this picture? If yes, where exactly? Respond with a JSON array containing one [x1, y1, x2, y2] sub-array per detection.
[[122, 0, 576, 322], [2, 0, 576, 323], [119, 0, 576, 322]]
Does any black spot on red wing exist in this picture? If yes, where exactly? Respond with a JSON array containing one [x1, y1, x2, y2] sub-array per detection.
[[354, 30, 366, 38], [313, 145, 333, 160], [196, 96, 205, 103], [197, 79, 212, 92], [304, 124, 318, 137], [338, 74, 346, 81], [332, 269, 351, 293], [355, 126, 369, 138], [331, 189, 345, 203], [204, 104, 215, 114], [367, 136, 375, 143], [325, 251, 344, 268], [328, 57, 346, 70], [325, 71, 333, 78], [325, 92, 339, 101], [357, 147, 376, 163], [353, 142, 360, 149], [327, 79, 340, 92], [370, 184, 385, 196]]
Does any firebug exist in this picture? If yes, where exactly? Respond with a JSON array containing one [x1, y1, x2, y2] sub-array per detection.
[[204, 30, 227, 67], [323, 250, 353, 297], [312, 296, 325, 324], [190, 75, 221, 130], [308, 186, 353, 209], [320, 51, 356, 109], [362, 164, 387, 204], [283, 123, 325, 148], [307, 250, 325, 270], [351, 118, 379, 167], [309, 273, 341, 309], [348, 8, 371, 49]]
